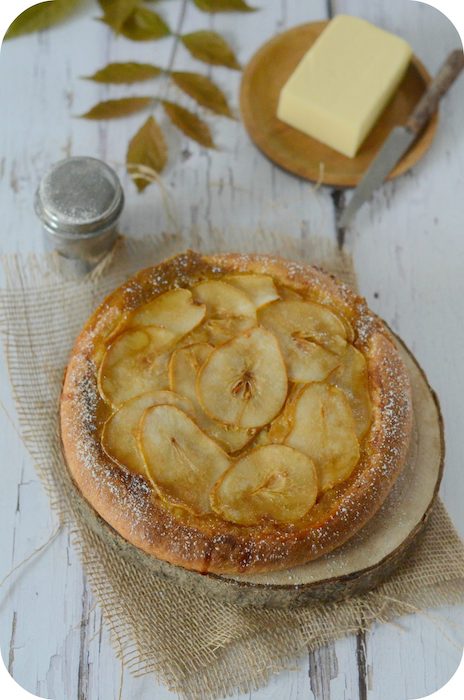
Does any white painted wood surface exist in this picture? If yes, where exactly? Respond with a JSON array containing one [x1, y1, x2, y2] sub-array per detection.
[[1, 1, 464, 698]]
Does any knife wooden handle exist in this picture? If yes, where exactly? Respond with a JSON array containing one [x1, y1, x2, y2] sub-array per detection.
[[406, 49, 464, 135]]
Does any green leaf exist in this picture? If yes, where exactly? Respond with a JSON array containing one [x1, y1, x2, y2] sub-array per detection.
[[162, 100, 216, 149], [194, 0, 257, 12], [5, 0, 83, 39], [85, 62, 162, 84], [181, 31, 240, 70], [171, 72, 233, 118], [127, 116, 167, 191], [97, 0, 138, 32], [119, 6, 171, 40], [80, 97, 154, 119]]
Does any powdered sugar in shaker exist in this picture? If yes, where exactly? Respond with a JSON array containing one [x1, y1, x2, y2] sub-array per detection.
[[35, 156, 124, 266]]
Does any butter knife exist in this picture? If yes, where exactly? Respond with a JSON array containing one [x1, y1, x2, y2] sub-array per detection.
[[339, 49, 464, 229]]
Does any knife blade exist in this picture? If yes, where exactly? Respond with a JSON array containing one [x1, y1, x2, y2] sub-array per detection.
[[338, 48, 464, 229], [338, 127, 415, 228]]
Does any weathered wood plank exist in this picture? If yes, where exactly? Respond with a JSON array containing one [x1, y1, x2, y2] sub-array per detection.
[[1, 1, 463, 699]]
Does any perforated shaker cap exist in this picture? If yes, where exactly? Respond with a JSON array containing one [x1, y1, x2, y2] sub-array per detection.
[[35, 157, 124, 237]]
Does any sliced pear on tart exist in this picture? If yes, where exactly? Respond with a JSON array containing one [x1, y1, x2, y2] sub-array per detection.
[[138, 404, 230, 515], [182, 316, 256, 348], [222, 274, 279, 308], [258, 300, 347, 383], [127, 288, 206, 338], [102, 390, 194, 475], [279, 286, 303, 301], [339, 314, 356, 343], [192, 280, 257, 322], [169, 342, 213, 397], [211, 444, 318, 525], [329, 344, 372, 440], [98, 326, 175, 407], [266, 385, 304, 444], [285, 383, 360, 492], [169, 343, 255, 452], [197, 327, 288, 429], [255, 387, 303, 448]]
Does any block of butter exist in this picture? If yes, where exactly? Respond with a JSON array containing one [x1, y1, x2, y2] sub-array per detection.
[[277, 15, 412, 158]]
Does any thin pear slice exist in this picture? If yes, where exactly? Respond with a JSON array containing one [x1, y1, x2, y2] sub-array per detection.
[[339, 315, 356, 343], [169, 343, 255, 452], [211, 445, 318, 525], [101, 390, 194, 475], [192, 280, 257, 322], [98, 326, 175, 407], [169, 343, 213, 397], [258, 300, 347, 382], [139, 404, 230, 515], [279, 287, 303, 301], [285, 383, 360, 492], [184, 316, 256, 347], [127, 288, 206, 337], [222, 274, 279, 308], [266, 385, 304, 444], [197, 327, 288, 428], [329, 345, 372, 439], [255, 386, 304, 447]]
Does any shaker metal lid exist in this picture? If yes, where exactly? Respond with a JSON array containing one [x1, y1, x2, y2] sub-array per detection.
[[35, 156, 124, 236]]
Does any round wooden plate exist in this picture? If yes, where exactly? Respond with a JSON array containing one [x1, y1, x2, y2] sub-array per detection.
[[240, 22, 439, 188], [68, 334, 444, 608]]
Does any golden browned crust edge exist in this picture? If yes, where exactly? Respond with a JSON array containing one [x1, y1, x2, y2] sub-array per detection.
[[60, 251, 413, 575]]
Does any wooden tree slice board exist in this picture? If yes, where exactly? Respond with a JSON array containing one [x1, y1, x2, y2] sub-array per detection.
[[240, 22, 439, 188], [70, 335, 444, 608]]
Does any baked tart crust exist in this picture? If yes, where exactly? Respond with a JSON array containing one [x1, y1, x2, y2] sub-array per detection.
[[60, 251, 413, 575]]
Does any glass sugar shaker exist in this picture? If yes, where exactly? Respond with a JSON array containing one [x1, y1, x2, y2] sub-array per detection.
[[35, 156, 124, 266]]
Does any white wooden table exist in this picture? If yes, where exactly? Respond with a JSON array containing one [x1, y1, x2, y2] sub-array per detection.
[[1, 1, 464, 698]]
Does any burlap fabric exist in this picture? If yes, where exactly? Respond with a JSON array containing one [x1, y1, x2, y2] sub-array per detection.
[[1, 230, 464, 700]]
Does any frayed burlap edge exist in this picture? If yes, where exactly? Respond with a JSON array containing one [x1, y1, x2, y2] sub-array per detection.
[[1, 231, 464, 700]]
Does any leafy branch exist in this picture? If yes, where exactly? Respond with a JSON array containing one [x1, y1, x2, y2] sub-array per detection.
[[6, 0, 259, 191], [5, 0, 85, 39], [85, 0, 258, 191]]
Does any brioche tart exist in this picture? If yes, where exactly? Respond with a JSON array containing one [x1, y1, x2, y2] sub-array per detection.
[[60, 251, 413, 575]]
